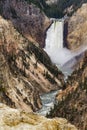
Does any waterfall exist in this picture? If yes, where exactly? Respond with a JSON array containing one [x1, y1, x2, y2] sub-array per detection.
[[45, 20, 63, 50], [44, 19, 73, 66], [44, 19, 87, 76]]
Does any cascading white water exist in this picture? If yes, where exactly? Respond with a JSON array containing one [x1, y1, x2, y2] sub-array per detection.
[[44, 19, 87, 76], [44, 19, 73, 66], [45, 20, 64, 49]]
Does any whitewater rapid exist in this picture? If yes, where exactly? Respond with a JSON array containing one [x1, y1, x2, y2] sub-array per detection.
[[37, 90, 58, 116]]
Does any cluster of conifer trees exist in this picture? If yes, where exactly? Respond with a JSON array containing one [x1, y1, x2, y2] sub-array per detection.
[[25, 0, 87, 18]]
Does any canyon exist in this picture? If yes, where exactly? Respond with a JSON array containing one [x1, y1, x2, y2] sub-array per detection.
[[43, 3, 87, 130], [0, 0, 87, 130], [0, 15, 64, 112]]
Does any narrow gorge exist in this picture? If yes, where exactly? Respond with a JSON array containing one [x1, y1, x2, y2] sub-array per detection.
[[0, 0, 87, 130]]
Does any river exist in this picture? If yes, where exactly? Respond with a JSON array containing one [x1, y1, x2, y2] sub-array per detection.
[[37, 90, 59, 116]]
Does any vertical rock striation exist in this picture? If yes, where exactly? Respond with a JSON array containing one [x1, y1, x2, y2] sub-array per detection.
[[0, 15, 64, 112], [67, 4, 87, 50]]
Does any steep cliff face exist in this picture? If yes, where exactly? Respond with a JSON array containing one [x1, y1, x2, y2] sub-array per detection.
[[67, 4, 87, 50], [0, 0, 51, 47], [47, 51, 87, 130], [0, 103, 77, 130], [0, 15, 64, 112]]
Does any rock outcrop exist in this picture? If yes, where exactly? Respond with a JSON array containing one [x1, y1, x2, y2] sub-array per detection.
[[0, 103, 77, 130], [67, 3, 87, 50], [0, 0, 51, 47], [0, 15, 64, 112]]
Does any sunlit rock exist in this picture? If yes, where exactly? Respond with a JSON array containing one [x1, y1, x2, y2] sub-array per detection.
[[0, 15, 64, 112], [0, 103, 77, 130], [67, 4, 87, 50]]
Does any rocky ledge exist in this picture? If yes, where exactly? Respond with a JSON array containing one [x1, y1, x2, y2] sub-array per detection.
[[0, 103, 77, 130]]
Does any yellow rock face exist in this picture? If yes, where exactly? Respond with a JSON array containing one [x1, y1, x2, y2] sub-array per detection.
[[0, 103, 78, 130], [67, 4, 87, 50]]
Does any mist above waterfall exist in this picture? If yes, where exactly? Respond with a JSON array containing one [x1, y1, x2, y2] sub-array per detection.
[[44, 20, 87, 75], [45, 47, 74, 65]]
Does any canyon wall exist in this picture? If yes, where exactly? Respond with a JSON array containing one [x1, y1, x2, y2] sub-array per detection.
[[67, 4, 87, 50], [0, 0, 51, 47], [0, 15, 64, 112], [47, 51, 87, 130]]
